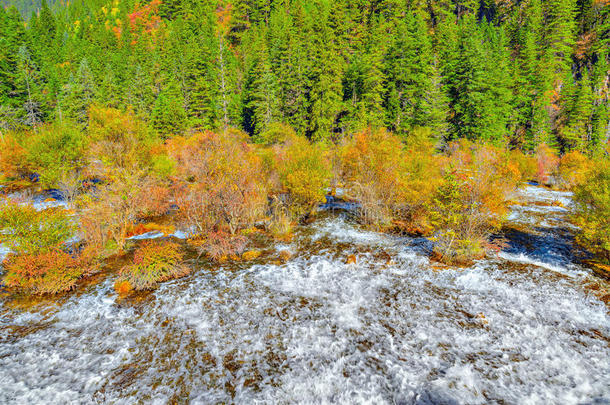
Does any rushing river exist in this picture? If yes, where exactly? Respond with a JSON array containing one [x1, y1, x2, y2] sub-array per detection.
[[0, 186, 608, 404]]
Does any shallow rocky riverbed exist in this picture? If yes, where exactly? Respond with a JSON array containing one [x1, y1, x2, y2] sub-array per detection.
[[0, 186, 608, 404]]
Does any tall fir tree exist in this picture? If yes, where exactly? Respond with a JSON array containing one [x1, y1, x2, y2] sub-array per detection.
[[244, 28, 281, 137], [308, 3, 345, 141], [14, 45, 45, 126], [151, 79, 188, 136], [60, 58, 96, 126]]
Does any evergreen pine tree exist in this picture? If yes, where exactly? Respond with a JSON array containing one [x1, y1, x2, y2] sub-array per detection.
[[244, 29, 281, 137], [151, 80, 188, 136], [14, 45, 44, 126], [60, 59, 96, 126], [308, 3, 344, 141]]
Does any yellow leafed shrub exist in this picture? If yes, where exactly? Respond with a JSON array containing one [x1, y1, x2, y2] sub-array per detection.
[[117, 241, 189, 291], [572, 161, 610, 264]]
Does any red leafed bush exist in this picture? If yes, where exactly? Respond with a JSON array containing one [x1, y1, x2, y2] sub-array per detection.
[[2, 248, 98, 295], [78, 169, 172, 254], [118, 241, 189, 291], [198, 230, 248, 261], [169, 131, 267, 236]]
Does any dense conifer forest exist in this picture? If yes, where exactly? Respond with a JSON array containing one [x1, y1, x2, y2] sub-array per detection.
[[1, 0, 608, 151]]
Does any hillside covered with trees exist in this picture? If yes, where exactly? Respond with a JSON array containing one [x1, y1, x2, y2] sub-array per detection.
[[1, 0, 609, 151]]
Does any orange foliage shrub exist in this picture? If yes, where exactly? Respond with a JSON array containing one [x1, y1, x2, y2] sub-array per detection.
[[446, 142, 521, 214], [0, 201, 100, 294], [196, 230, 248, 261], [2, 247, 98, 295], [118, 240, 189, 291], [341, 128, 440, 232], [114, 279, 133, 295], [341, 128, 406, 227], [558, 151, 594, 189], [3, 250, 80, 294], [77, 169, 171, 254], [509, 149, 537, 182], [535, 143, 559, 186], [125, 222, 176, 238], [0, 132, 29, 184], [169, 131, 267, 236]]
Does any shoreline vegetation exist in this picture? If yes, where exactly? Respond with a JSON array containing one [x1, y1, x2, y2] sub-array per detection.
[[0, 116, 608, 296], [0, 0, 609, 296]]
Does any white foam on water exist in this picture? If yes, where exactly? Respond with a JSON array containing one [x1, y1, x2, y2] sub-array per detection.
[[310, 216, 394, 246], [127, 231, 166, 240], [0, 245, 11, 263], [126, 229, 191, 241], [497, 251, 576, 275], [518, 186, 573, 207], [31, 199, 70, 211]]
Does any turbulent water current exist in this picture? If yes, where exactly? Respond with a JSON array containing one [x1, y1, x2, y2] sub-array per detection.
[[0, 186, 608, 404]]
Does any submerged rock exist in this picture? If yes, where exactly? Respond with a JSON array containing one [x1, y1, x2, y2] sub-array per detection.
[[278, 250, 292, 263]]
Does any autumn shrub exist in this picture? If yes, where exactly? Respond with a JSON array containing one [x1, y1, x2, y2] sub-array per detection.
[[87, 106, 155, 175], [430, 143, 520, 264], [170, 131, 267, 236], [117, 241, 189, 291], [269, 133, 331, 219], [0, 202, 97, 294], [0, 124, 85, 189], [557, 151, 594, 190], [341, 128, 404, 227], [509, 149, 537, 182], [341, 128, 440, 232], [193, 230, 248, 261], [430, 173, 486, 263], [572, 161, 610, 264], [77, 169, 171, 254], [267, 196, 294, 241], [0, 132, 29, 185], [2, 248, 96, 294], [0, 202, 75, 254], [125, 222, 176, 238], [535, 143, 559, 186], [22, 122, 87, 188], [397, 134, 445, 234]]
